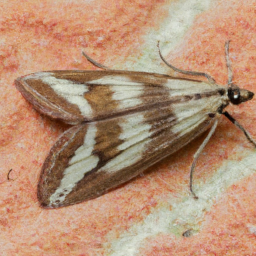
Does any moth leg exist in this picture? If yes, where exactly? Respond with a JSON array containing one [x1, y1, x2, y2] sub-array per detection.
[[82, 51, 111, 70], [157, 41, 216, 84], [190, 119, 219, 199], [225, 40, 233, 85], [222, 111, 256, 147]]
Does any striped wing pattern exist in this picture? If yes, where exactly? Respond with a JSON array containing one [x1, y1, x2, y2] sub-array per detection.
[[15, 71, 226, 208]]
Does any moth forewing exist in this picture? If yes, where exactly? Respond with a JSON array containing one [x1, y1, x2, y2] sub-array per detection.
[[15, 41, 255, 208], [15, 70, 222, 125], [37, 102, 218, 208]]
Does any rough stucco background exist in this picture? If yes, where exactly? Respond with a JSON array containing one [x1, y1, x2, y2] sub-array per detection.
[[1, 0, 256, 255]]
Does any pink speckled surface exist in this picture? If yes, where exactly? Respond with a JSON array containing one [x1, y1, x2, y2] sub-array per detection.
[[1, 0, 256, 255], [140, 176, 256, 255]]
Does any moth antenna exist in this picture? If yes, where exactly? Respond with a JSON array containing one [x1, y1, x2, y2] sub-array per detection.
[[225, 40, 234, 87], [190, 119, 219, 199], [82, 51, 111, 70], [157, 41, 216, 84]]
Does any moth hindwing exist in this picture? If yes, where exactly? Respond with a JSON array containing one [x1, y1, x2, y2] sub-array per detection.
[[15, 42, 255, 208]]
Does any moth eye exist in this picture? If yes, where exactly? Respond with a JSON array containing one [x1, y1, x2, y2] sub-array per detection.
[[233, 91, 239, 99], [228, 87, 241, 105]]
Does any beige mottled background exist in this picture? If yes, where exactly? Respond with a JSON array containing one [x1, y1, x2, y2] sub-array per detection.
[[1, 0, 256, 255]]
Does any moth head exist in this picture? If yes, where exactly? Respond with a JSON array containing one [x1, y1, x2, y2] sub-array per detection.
[[228, 84, 254, 105]]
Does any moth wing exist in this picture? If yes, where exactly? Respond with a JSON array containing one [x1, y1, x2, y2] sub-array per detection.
[[15, 70, 212, 125], [38, 92, 222, 208]]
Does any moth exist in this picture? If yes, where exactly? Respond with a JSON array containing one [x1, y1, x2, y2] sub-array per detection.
[[15, 41, 256, 208]]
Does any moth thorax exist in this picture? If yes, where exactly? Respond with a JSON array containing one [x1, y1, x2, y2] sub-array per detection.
[[228, 85, 254, 105]]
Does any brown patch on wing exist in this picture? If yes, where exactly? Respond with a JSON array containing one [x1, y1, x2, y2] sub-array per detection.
[[53, 70, 114, 83], [93, 119, 123, 162], [84, 85, 118, 118]]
